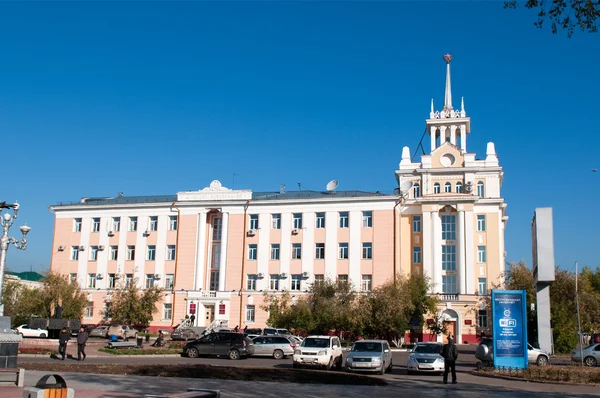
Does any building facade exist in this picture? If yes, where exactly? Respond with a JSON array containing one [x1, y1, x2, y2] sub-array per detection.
[[49, 55, 507, 343]]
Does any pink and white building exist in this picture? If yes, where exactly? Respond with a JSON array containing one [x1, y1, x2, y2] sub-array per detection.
[[49, 55, 507, 344]]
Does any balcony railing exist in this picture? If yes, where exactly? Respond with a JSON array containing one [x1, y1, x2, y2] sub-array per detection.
[[438, 294, 459, 301]]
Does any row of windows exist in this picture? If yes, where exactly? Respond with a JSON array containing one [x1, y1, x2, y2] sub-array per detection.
[[246, 273, 373, 292], [249, 211, 374, 230], [411, 215, 487, 233], [410, 245, 487, 265], [74, 216, 178, 233], [70, 245, 176, 261], [248, 242, 374, 261], [412, 181, 485, 198], [78, 272, 175, 290], [86, 301, 174, 320], [440, 276, 489, 295]]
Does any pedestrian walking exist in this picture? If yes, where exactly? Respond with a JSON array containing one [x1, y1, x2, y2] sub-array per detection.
[[190, 314, 195, 325], [58, 327, 70, 360], [441, 337, 458, 384], [77, 326, 89, 361]]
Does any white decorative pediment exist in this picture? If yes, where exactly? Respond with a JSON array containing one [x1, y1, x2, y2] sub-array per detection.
[[177, 180, 252, 201]]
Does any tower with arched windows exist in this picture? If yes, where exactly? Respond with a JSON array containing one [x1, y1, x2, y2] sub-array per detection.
[[396, 54, 507, 344]]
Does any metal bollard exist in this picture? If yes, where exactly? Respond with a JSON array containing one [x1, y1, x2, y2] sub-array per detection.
[[23, 374, 75, 398]]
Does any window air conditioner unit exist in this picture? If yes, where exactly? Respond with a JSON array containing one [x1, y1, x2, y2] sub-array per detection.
[[108, 230, 115, 237], [257, 273, 264, 279], [291, 228, 299, 235], [144, 229, 151, 236], [279, 273, 288, 279], [98, 245, 105, 251], [96, 274, 104, 280], [57, 245, 65, 252], [79, 246, 86, 251], [154, 274, 161, 280], [247, 229, 257, 237], [302, 271, 310, 278]]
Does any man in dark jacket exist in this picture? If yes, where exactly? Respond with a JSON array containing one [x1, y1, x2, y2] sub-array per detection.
[[77, 326, 89, 361], [58, 327, 70, 360], [441, 337, 458, 384]]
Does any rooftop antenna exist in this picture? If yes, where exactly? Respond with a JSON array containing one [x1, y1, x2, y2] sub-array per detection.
[[279, 184, 286, 194], [297, 182, 302, 191], [326, 179, 339, 194]]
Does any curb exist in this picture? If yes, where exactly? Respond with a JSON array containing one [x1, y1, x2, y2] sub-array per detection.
[[19, 354, 181, 358], [470, 370, 600, 387]]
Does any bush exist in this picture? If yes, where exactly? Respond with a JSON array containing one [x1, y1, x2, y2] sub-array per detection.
[[18, 347, 59, 355], [99, 348, 181, 356], [479, 365, 600, 384]]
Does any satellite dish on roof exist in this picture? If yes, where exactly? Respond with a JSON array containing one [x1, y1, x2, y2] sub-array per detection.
[[326, 180, 339, 192], [399, 180, 414, 197]]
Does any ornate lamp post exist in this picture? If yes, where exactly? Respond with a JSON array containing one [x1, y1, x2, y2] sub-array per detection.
[[0, 201, 31, 317]]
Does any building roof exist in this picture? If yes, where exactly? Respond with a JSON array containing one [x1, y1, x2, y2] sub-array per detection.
[[8, 271, 45, 282]]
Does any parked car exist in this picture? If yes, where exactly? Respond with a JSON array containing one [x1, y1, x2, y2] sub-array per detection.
[[475, 337, 550, 366], [252, 335, 296, 359], [263, 327, 290, 336], [183, 332, 255, 360], [345, 340, 393, 375], [293, 335, 343, 370], [571, 343, 600, 366], [244, 328, 262, 339], [407, 342, 445, 374], [14, 324, 48, 338], [89, 325, 110, 338], [172, 328, 199, 341], [107, 325, 139, 340]]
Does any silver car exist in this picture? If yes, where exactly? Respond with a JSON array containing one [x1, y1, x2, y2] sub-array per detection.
[[572, 343, 600, 366], [345, 340, 393, 375], [252, 335, 295, 359], [407, 342, 445, 374]]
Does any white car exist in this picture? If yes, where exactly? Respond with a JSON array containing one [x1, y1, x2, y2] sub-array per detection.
[[293, 335, 343, 370], [15, 324, 48, 338], [407, 342, 445, 374]]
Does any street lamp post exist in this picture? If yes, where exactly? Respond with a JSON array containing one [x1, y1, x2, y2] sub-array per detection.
[[0, 201, 31, 317]]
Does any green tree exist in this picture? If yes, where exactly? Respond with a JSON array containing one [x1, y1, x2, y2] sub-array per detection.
[[504, 0, 599, 37], [108, 280, 163, 329]]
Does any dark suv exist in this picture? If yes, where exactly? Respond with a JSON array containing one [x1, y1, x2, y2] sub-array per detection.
[[183, 332, 255, 360]]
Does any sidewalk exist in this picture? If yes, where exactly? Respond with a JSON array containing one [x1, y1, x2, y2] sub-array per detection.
[[20, 339, 181, 358]]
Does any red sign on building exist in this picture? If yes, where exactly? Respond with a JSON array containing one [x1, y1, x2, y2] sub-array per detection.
[[219, 304, 226, 315], [189, 303, 197, 315]]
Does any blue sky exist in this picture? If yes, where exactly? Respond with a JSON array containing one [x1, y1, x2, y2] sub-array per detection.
[[1, 2, 598, 273]]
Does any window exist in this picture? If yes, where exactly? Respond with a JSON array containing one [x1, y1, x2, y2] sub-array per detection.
[[291, 274, 302, 291], [339, 212, 349, 228], [126, 246, 135, 261], [212, 217, 222, 240], [362, 211, 373, 228], [413, 216, 421, 233], [413, 183, 421, 198], [442, 275, 457, 294], [125, 274, 133, 285], [245, 244, 257, 260], [108, 217, 119, 232], [292, 213, 303, 229], [361, 275, 372, 291], [147, 246, 156, 261], [478, 278, 488, 295], [289, 243, 300, 259], [315, 213, 325, 228], [168, 215, 178, 231], [246, 305, 255, 323], [163, 303, 173, 320], [314, 274, 324, 283], [315, 243, 325, 259], [70, 246, 79, 261], [69, 273, 77, 284], [338, 274, 348, 283], [456, 182, 463, 193], [84, 302, 94, 318], [128, 217, 138, 231], [269, 274, 280, 290], [92, 218, 100, 232], [477, 181, 485, 198], [109, 246, 118, 261], [442, 245, 456, 270], [478, 310, 488, 328], [477, 215, 486, 232], [441, 215, 456, 240], [413, 247, 422, 263], [247, 274, 257, 290], [362, 242, 372, 259], [108, 274, 116, 289], [249, 214, 259, 230], [444, 182, 452, 193], [89, 246, 98, 261], [87, 274, 96, 288], [270, 244, 280, 260], [149, 216, 158, 231], [433, 183, 441, 194], [338, 243, 349, 259], [74, 218, 82, 232], [271, 214, 281, 229], [165, 274, 174, 289], [166, 245, 176, 260], [478, 246, 487, 263], [145, 274, 154, 288]]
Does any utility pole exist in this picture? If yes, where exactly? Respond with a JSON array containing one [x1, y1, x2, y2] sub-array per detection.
[[575, 261, 584, 366]]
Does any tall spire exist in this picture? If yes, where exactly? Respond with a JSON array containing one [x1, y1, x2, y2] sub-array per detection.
[[443, 53, 453, 111]]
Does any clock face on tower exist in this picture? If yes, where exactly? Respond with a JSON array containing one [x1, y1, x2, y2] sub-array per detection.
[[441, 153, 456, 167]]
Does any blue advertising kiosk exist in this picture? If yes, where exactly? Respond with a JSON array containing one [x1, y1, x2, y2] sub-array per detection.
[[492, 290, 528, 369]]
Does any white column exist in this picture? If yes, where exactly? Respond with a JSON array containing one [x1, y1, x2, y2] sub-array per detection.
[[154, 215, 168, 282], [280, 213, 292, 289], [431, 211, 442, 293], [422, 211, 432, 291], [134, 216, 148, 288], [461, 131, 467, 152], [450, 125, 456, 146], [464, 211, 475, 294], [302, 212, 315, 285], [257, 213, 271, 291], [440, 126, 448, 144], [218, 212, 229, 291], [458, 211, 466, 294], [430, 127, 436, 152], [195, 212, 207, 291], [349, 211, 361, 290], [77, 217, 91, 288], [324, 211, 337, 280]]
